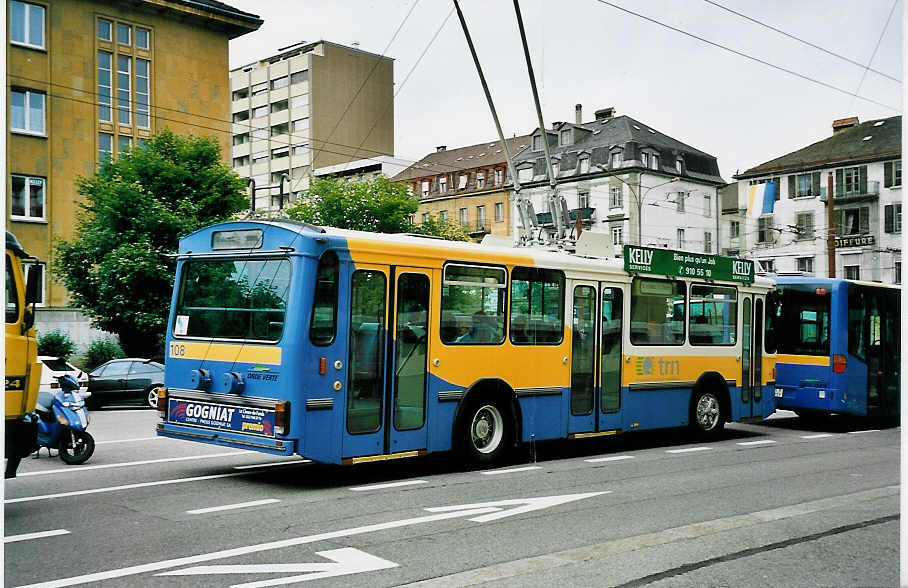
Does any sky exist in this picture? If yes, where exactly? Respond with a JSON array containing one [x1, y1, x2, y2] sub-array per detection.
[[227, 0, 903, 183]]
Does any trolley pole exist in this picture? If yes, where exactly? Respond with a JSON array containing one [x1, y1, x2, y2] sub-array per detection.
[[827, 171, 836, 277]]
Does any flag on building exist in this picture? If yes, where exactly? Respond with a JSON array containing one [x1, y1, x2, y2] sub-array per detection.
[[746, 182, 776, 218]]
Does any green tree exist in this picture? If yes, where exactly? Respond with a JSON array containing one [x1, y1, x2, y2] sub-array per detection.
[[54, 130, 247, 357], [285, 175, 468, 241]]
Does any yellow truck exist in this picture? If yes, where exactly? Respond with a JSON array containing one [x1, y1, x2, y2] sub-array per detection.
[[5, 231, 41, 478]]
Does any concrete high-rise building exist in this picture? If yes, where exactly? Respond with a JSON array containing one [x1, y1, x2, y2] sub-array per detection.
[[6, 0, 261, 341], [229, 41, 394, 209]]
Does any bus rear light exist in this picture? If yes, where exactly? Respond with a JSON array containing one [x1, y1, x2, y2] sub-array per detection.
[[319, 357, 326, 375], [815, 288, 827, 295], [833, 354, 847, 373], [275, 401, 290, 436], [156, 387, 168, 419]]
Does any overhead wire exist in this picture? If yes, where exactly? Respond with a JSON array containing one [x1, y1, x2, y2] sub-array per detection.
[[846, 0, 900, 113]]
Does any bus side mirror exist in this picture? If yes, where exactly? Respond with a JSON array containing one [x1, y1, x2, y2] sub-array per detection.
[[22, 266, 39, 332]]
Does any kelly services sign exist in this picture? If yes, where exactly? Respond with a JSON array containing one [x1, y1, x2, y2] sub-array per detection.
[[624, 245, 753, 283]]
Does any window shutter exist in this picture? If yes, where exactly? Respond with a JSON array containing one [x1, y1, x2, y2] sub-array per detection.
[[859, 166, 867, 195], [788, 175, 795, 199], [884, 162, 893, 188], [811, 172, 821, 196], [773, 178, 781, 201], [835, 169, 843, 197], [859, 207, 869, 234], [884, 204, 894, 233]]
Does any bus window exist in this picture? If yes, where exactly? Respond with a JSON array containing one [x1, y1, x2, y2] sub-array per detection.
[[394, 273, 429, 431], [348, 270, 386, 434], [510, 267, 565, 345], [764, 291, 779, 354], [440, 264, 506, 345], [175, 258, 291, 341], [630, 278, 685, 346], [689, 284, 737, 346], [601, 287, 623, 412], [570, 285, 596, 415], [309, 252, 338, 346], [6, 254, 20, 323], [848, 288, 867, 361], [775, 286, 830, 356]]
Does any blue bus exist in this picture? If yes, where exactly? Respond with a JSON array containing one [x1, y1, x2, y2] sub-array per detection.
[[772, 277, 900, 421]]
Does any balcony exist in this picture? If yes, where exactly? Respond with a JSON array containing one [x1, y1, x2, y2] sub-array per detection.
[[820, 181, 880, 204], [469, 221, 491, 236], [535, 207, 595, 227]]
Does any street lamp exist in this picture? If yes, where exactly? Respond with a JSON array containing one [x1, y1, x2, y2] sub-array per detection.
[[597, 166, 679, 245]]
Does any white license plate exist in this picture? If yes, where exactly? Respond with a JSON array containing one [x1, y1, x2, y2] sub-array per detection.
[[774, 388, 783, 398]]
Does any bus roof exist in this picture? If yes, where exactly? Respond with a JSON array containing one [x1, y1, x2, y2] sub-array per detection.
[[774, 275, 900, 291]]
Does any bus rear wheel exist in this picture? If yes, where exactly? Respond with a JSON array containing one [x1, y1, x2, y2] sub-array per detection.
[[460, 400, 511, 467], [691, 389, 725, 439]]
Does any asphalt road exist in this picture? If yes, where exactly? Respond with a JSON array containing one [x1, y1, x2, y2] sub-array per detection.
[[3, 408, 899, 587]]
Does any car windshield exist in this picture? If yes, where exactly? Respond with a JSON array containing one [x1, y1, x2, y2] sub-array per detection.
[[41, 358, 74, 371]]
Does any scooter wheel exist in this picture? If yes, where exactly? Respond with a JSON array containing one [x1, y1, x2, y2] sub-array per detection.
[[58, 430, 95, 465]]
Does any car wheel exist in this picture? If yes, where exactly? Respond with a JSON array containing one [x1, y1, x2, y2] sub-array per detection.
[[145, 386, 161, 409]]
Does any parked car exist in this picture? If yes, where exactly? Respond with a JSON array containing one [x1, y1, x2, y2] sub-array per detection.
[[86, 358, 164, 409], [38, 356, 89, 395]]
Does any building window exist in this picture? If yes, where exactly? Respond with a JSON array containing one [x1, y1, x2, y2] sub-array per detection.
[[98, 132, 113, 163], [845, 265, 861, 280], [495, 202, 504, 222], [251, 151, 268, 164], [884, 160, 902, 188], [476, 171, 485, 189], [676, 191, 685, 213], [841, 166, 864, 194], [420, 212, 429, 224], [251, 82, 268, 96], [10, 89, 45, 134], [796, 257, 814, 274], [650, 154, 659, 170], [98, 18, 112, 42], [290, 70, 309, 85], [292, 117, 309, 133], [117, 135, 131, 155], [117, 23, 131, 45], [610, 152, 621, 168], [675, 159, 682, 173], [884, 203, 902, 233], [135, 58, 150, 128], [290, 93, 309, 109], [271, 122, 289, 136], [517, 167, 532, 182], [233, 133, 248, 146], [271, 99, 288, 113], [439, 176, 448, 192], [836, 207, 870, 235], [116, 55, 131, 124], [758, 216, 775, 243], [612, 226, 623, 246], [252, 105, 268, 118], [609, 185, 622, 208], [233, 155, 249, 167], [533, 134, 543, 151], [751, 177, 782, 200], [10, 175, 45, 220], [459, 208, 468, 226], [495, 169, 504, 185], [271, 147, 289, 159], [896, 261, 901, 284], [292, 144, 308, 156], [578, 190, 589, 209], [98, 51, 113, 122], [458, 174, 468, 190], [477, 205, 486, 228], [677, 228, 685, 249], [10, 1, 45, 49], [233, 110, 249, 123], [560, 129, 571, 146], [271, 76, 289, 90], [758, 259, 774, 273], [579, 157, 590, 174], [135, 27, 150, 50], [730, 220, 740, 239], [896, 161, 902, 187], [421, 180, 429, 197], [795, 173, 819, 197], [703, 195, 711, 217], [641, 152, 649, 168], [795, 211, 815, 239], [552, 161, 560, 177], [440, 210, 448, 221], [704, 231, 712, 253]]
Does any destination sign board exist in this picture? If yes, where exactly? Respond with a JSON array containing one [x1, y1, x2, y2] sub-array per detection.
[[623, 245, 754, 283]]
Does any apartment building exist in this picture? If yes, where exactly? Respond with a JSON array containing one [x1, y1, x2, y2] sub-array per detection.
[[392, 136, 531, 241], [7, 0, 261, 339], [229, 41, 394, 209], [731, 116, 901, 283]]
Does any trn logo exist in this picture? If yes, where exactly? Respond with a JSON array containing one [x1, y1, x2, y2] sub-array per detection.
[[635, 357, 680, 377]]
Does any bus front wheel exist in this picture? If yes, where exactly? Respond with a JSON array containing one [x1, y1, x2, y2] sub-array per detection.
[[460, 400, 511, 467], [691, 389, 725, 438]]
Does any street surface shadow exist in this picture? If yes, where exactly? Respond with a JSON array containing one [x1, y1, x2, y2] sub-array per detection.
[[753, 411, 899, 433]]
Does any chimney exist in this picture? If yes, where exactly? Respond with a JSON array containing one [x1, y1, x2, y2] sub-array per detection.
[[436, 145, 446, 152], [832, 117, 859, 133], [595, 107, 616, 121], [575, 104, 582, 124]]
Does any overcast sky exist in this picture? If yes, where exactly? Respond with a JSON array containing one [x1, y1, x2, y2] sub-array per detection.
[[227, 0, 902, 182]]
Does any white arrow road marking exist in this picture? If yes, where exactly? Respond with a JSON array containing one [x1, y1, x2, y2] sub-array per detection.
[[158, 547, 398, 588], [424, 491, 610, 523], [17, 492, 607, 588], [5, 529, 70, 543]]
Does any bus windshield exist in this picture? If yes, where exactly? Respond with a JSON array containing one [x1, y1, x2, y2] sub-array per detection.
[[774, 285, 830, 356], [174, 258, 291, 341]]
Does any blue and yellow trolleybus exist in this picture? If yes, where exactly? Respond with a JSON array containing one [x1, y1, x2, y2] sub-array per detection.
[[772, 276, 900, 421], [156, 221, 776, 465]]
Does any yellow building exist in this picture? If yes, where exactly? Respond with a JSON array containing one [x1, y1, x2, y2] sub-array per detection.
[[6, 0, 261, 338], [392, 136, 531, 242]]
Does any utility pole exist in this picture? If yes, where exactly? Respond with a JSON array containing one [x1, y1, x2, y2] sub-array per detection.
[[827, 171, 836, 277]]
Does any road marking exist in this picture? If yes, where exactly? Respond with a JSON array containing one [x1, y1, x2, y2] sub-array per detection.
[[17, 451, 247, 477], [95, 436, 162, 445], [666, 447, 711, 454], [187, 499, 281, 515], [350, 480, 428, 492], [848, 429, 881, 434], [736, 440, 777, 447], [4, 529, 70, 543], [402, 486, 899, 587], [479, 466, 542, 476], [5, 472, 247, 504], [158, 547, 398, 587], [584, 455, 634, 463], [800, 433, 834, 439], [234, 459, 310, 470], [18, 492, 606, 588]]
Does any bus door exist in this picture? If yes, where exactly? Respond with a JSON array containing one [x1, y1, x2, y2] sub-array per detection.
[[864, 288, 899, 416], [342, 265, 430, 460], [740, 296, 764, 418], [567, 282, 624, 435]]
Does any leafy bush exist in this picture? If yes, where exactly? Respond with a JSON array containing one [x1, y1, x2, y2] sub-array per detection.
[[84, 338, 125, 371], [37, 330, 77, 359]]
